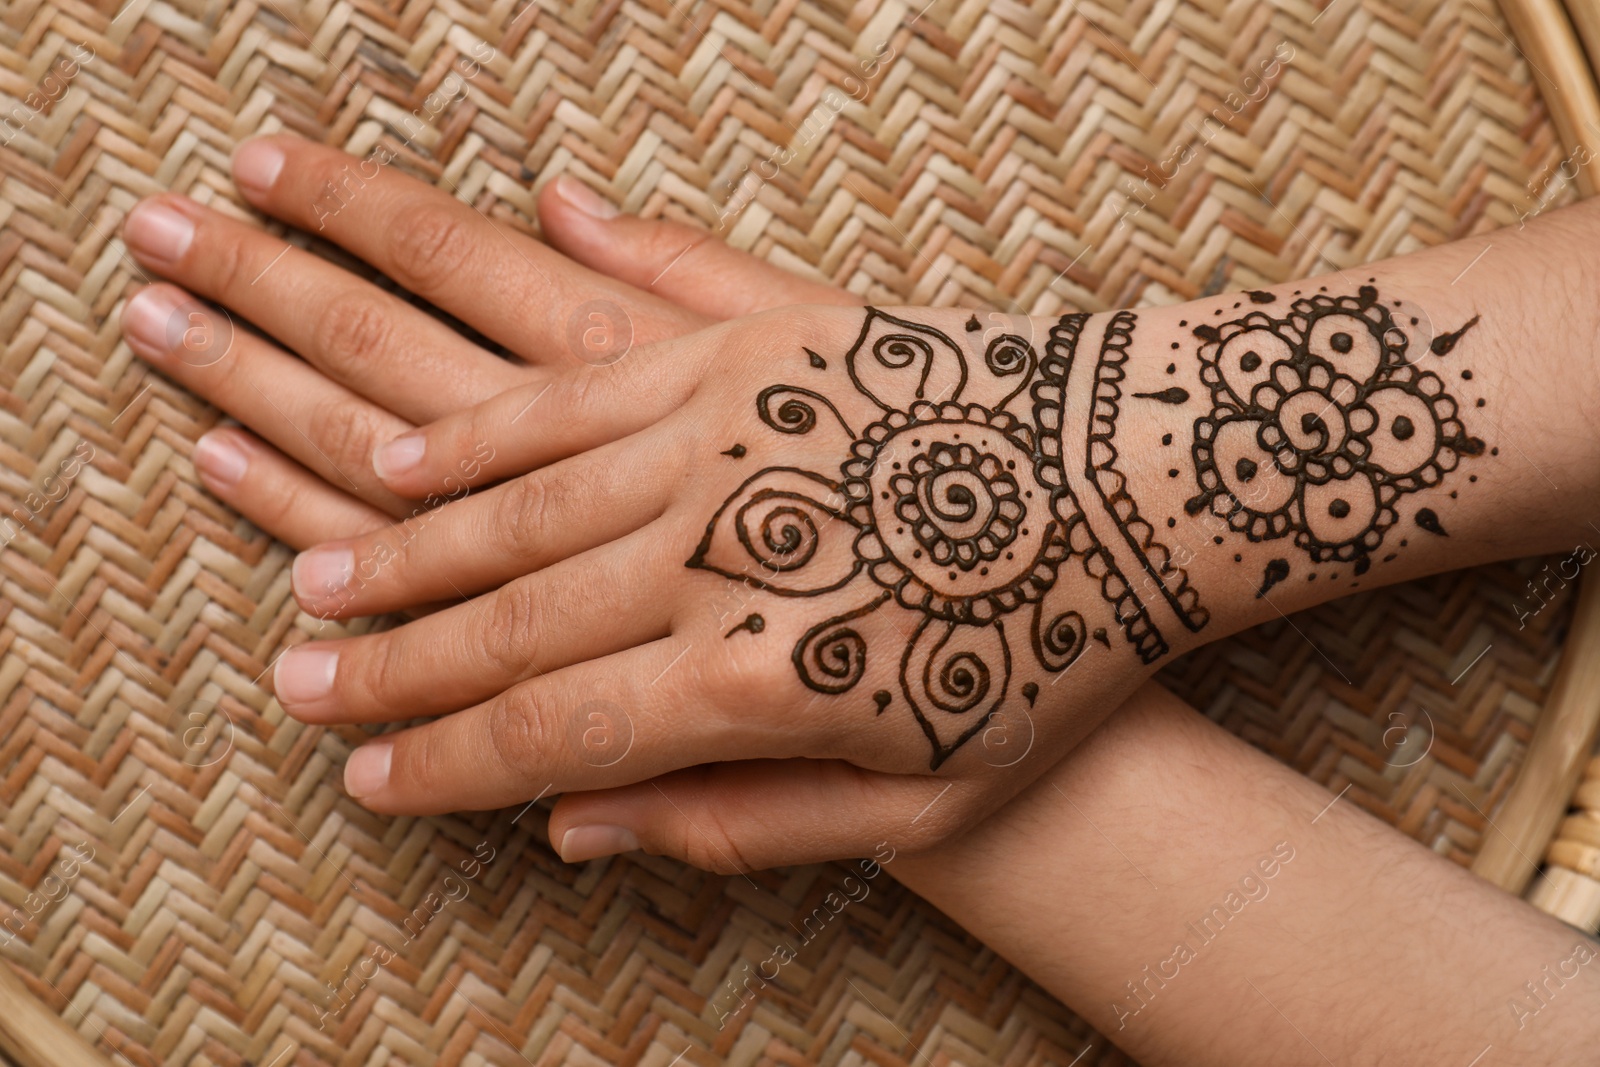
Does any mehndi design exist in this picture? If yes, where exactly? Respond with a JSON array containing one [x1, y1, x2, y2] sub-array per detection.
[[689, 309, 1200, 769], [688, 289, 1481, 769], [1186, 286, 1483, 574]]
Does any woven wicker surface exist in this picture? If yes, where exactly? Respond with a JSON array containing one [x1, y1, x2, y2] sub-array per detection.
[[0, 0, 1582, 1064]]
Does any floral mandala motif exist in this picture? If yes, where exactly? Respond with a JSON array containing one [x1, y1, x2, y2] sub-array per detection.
[[1188, 287, 1480, 572], [687, 310, 1081, 769]]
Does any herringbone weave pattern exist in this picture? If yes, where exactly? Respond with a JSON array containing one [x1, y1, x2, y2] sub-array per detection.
[[0, 0, 1579, 1064]]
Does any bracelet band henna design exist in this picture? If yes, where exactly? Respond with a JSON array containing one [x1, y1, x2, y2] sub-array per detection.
[[688, 308, 1203, 769], [1186, 285, 1483, 576], [1032, 312, 1209, 664]]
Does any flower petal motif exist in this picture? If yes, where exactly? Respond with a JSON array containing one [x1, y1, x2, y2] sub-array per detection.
[[1363, 381, 1443, 478], [845, 309, 968, 412], [1215, 322, 1294, 406], [1304, 310, 1387, 382], [1209, 417, 1297, 519], [1300, 472, 1379, 546], [1191, 288, 1476, 567], [900, 616, 1011, 768], [687, 467, 862, 595]]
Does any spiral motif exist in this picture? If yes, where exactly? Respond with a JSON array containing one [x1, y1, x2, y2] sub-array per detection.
[[873, 333, 933, 369], [928, 649, 990, 714], [804, 628, 865, 691], [793, 597, 889, 695], [984, 333, 1035, 378], [735, 496, 819, 572], [1034, 606, 1086, 671], [890, 442, 1022, 570], [756, 385, 853, 437], [927, 474, 981, 523], [756, 385, 817, 434]]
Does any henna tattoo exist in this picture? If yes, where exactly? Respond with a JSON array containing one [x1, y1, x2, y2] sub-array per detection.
[[690, 307, 1211, 769], [757, 385, 854, 437], [1034, 311, 1209, 663], [687, 467, 863, 595], [1429, 315, 1479, 356], [725, 614, 764, 637], [793, 594, 888, 694], [1133, 387, 1191, 404], [1416, 507, 1447, 536], [1257, 558, 1290, 599], [1188, 286, 1481, 572]]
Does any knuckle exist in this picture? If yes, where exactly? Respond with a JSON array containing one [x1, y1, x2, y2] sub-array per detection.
[[345, 632, 404, 704], [493, 473, 553, 541], [699, 639, 791, 706], [484, 687, 554, 781], [313, 293, 392, 372], [667, 776, 757, 875], [386, 203, 473, 295], [240, 466, 301, 530], [558, 367, 601, 418], [307, 395, 385, 469], [203, 230, 253, 295], [394, 728, 447, 798], [483, 580, 543, 679]]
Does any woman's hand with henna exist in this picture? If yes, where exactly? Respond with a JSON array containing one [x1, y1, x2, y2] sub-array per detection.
[[123, 137, 1600, 870]]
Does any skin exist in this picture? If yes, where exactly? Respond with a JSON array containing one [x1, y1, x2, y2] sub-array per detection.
[[116, 141, 1600, 1063], [119, 138, 1600, 871], [889, 683, 1600, 1066]]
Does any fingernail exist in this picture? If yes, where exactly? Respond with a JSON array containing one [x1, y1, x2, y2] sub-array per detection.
[[373, 434, 425, 481], [124, 199, 194, 264], [232, 139, 285, 200], [554, 175, 618, 220], [274, 646, 339, 712], [193, 431, 249, 491], [558, 824, 639, 863], [121, 287, 185, 359], [345, 741, 391, 799], [292, 546, 354, 606]]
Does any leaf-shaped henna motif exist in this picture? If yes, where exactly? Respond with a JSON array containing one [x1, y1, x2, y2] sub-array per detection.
[[845, 309, 967, 412], [687, 467, 863, 595], [792, 593, 891, 694], [900, 617, 1011, 769]]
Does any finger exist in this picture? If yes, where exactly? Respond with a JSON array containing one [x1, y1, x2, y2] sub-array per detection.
[[193, 428, 392, 548], [273, 526, 676, 724], [123, 194, 528, 421], [370, 355, 693, 498], [231, 135, 709, 360], [121, 284, 414, 514], [290, 429, 682, 617], [538, 176, 862, 318], [547, 761, 953, 871], [335, 639, 730, 814]]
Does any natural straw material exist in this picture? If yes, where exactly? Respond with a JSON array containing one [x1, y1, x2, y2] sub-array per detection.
[[1473, 576, 1600, 895], [0, 1, 1592, 1065], [1500, 0, 1600, 196], [0, 962, 105, 1067]]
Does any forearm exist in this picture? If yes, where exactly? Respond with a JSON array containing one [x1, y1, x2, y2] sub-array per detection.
[[1006, 198, 1600, 660], [891, 683, 1600, 1065]]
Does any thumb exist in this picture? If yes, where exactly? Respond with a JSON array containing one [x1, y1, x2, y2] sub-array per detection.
[[537, 175, 861, 319], [547, 760, 961, 872]]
